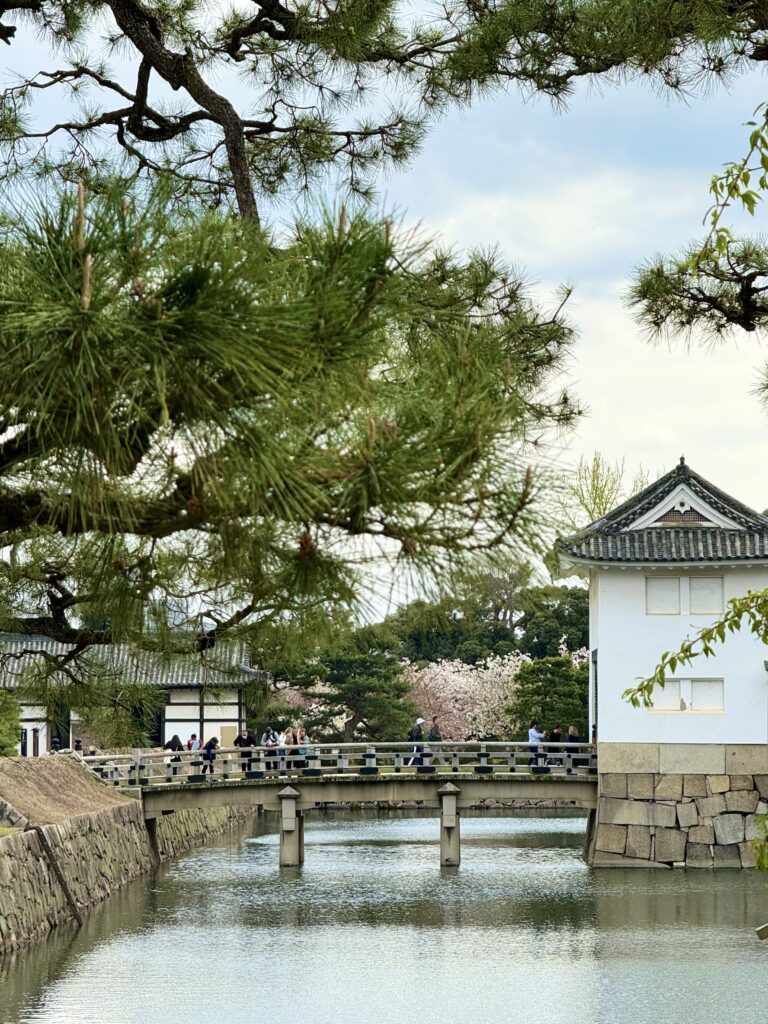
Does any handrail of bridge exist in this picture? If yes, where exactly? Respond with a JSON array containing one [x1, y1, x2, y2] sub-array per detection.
[[80, 741, 597, 789]]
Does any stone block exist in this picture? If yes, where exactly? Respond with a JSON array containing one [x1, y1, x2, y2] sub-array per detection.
[[595, 824, 627, 855], [707, 775, 730, 795], [745, 815, 765, 842], [725, 789, 759, 814], [695, 794, 726, 818], [754, 776, 768, 800], [654, 827, 687, 863], [683, 774, 708, 797], [758, 801, 768, 814], [599, 773, 627, 799], [627, 774, 654, 799], [713, 813, 745, 845], [598, 743, 659, 774], [688, 824, 715, 844], [591, 851, 670, 868], [600, 798, 677, 828], [625, 825, 652, 860], [686, 843, 713, 867], [654, 774, 682, 800], [739, 841, 757, 868], [676, 802, 699, 828], [728, 775, 755, 791], [726, 746, 768, 775], [713, 845, 742, 868], [659, 745, 725, 775]]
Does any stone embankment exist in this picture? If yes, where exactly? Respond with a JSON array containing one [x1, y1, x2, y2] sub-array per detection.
[[591, 772, 767, 868], [0, 756, 256, 954]]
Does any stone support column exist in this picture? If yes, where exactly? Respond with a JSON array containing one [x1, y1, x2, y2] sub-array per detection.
[[438, 782, 461, 867], [278, 785, 304, 867]]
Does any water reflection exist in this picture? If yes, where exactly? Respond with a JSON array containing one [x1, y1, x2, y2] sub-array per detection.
[[3, 812, 767, 1024]]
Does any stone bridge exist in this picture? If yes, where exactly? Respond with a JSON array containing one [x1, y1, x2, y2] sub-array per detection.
[[84, 742, 598, 867]]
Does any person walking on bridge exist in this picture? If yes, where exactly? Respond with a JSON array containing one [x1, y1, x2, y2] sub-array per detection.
[[427, 717, 444, 766], [407, 717, 425, 767]]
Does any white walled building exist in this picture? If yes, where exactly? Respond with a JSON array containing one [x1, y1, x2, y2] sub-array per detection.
[[560, 457, 768, 747], [559, 459, 768, 867], [0, 635, 263, 754]]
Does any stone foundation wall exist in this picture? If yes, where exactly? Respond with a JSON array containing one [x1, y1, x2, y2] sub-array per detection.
[[591, 772, 767, 868], [0, 800, 256, 955]]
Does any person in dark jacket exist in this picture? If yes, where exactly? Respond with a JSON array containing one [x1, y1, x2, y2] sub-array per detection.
[[163, 734, 184, 776], [202, 737, 218, 776], [233, 726, 258, 773], [547, 724, 563, 765], [407, 717, 425, 767]]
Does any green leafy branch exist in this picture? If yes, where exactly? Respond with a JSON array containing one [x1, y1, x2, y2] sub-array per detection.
[[623, 588, 768, 707], [692, 102, 768, 266]]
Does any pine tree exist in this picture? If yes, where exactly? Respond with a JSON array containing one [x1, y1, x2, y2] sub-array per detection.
[[0, 182, 578, 664], [0, 1, 763, 220]]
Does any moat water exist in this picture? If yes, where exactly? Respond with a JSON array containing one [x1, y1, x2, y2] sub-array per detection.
[[2, 812, 766, 1023]]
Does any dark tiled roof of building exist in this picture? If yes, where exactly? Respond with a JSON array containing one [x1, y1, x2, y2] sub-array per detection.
[[0, 635, 265, 689], [558, 459, 768, 564]]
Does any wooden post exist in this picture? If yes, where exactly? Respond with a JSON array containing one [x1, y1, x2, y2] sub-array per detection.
[[278, 785, 304, 867], [438, 782, 461, 867]]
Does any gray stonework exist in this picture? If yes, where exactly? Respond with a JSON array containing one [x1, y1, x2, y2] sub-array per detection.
[[0, 800, 257, 955], [724, 790, 759, 814], [683, 775, 708, 797], [654, 775, 682, 801], [599, 774, 627, 799], [0, 798, 27, 831], [595, 824, 627, 854], [591, 770, 767, 868], [676, 802, 698, 828], [625, 824, 651, 860], [627, 774, 654, 800]]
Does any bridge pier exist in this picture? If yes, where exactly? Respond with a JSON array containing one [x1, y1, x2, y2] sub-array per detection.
[[278, 785, 304, 867], [438, 783, 461, 867]]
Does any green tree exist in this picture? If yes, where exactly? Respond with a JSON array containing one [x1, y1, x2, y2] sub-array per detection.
[[0, 691, 20, 756], [504, 656, 588, 740], [516, 585, 589, 659], [0, 184, 577, 674], [1, 1, 760, 220], [557, 453, 651, 533], [291, 628, 416, 741]]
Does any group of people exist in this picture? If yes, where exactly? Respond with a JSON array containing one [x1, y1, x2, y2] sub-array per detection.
[[527, 721, 591, 766], [163, 724, 311, 776], [404, 715, 592, 769]]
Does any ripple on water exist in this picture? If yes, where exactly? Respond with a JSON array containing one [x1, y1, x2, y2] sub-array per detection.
[[3, 814, 767, 1024]]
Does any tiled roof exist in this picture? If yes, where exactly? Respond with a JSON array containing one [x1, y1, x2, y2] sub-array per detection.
[[558, 459, 768, 565], [561, 528, 768, 564], [0, 635, 265, 689]]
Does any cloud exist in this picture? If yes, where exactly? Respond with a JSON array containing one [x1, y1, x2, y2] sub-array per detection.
[[420, 163, 705, 282], [561, 293, 768, 510]]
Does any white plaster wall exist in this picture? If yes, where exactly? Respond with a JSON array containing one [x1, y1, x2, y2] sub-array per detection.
[[595, 566, 768, 744]]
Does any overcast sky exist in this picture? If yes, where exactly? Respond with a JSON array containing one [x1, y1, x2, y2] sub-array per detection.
[[377, 71, 768, 512]]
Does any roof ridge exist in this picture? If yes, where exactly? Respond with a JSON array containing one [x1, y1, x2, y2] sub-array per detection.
[[564, 459, 768, 541]]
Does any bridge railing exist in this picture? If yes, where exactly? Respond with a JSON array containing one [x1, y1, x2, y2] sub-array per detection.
[[81, 741, 597, 788]]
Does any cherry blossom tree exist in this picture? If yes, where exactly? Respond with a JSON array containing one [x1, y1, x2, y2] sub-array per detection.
[[404, 651, 530, 740]]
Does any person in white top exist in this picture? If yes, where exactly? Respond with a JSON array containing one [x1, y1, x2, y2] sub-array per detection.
[[528, 720, 545, 767]]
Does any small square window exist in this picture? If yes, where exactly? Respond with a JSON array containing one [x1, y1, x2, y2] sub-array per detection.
[[646, 576, 680, 614], [690, 576, 724, 614], [690, 678, 724, 711], [653, 679, 681, 710]]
